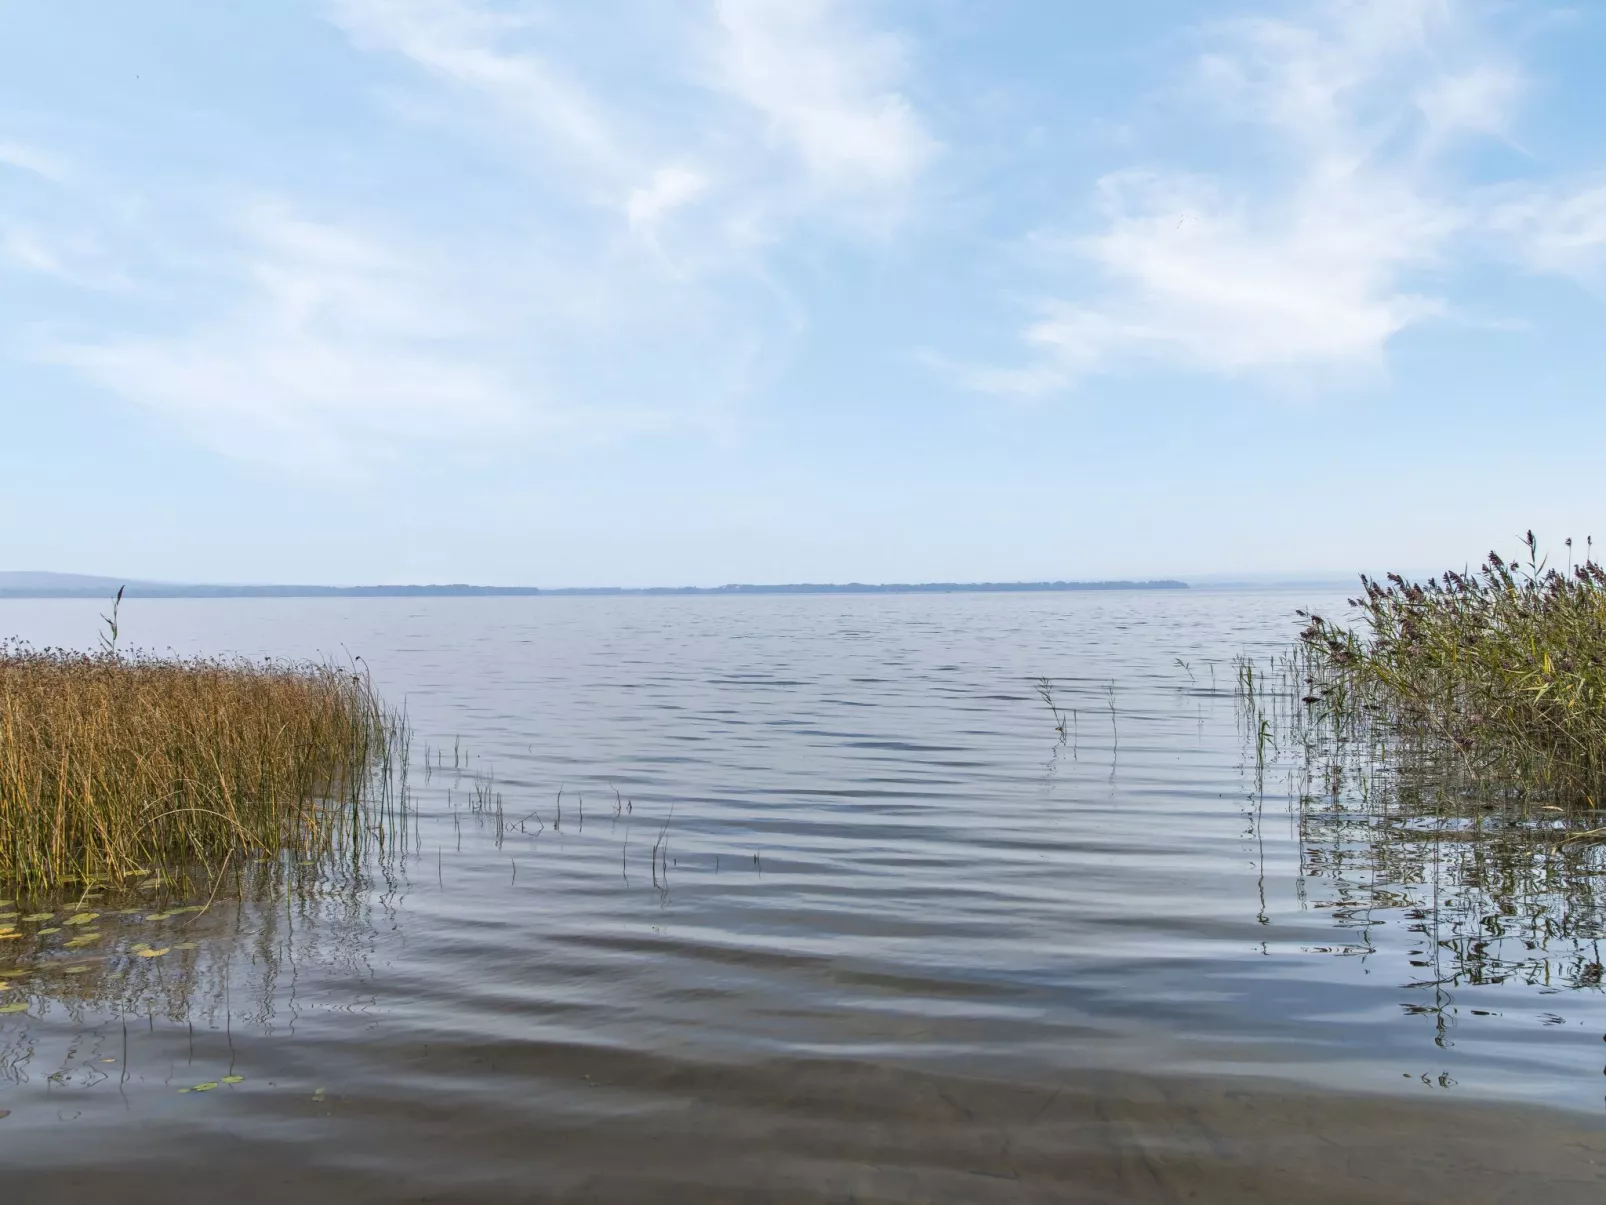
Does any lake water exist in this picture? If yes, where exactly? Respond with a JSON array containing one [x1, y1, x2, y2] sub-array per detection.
[[2, 590, 1604, 1202]]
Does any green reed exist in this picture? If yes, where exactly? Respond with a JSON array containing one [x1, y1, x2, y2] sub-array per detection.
[[0, 642, 401, 890], [1285, 532, 1606, 811]]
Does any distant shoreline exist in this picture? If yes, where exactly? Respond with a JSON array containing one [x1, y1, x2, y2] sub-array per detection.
[[0, 579, 1189, 600]]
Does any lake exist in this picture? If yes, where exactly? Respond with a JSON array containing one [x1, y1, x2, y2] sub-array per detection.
[[2, 589, 1603, 1202]]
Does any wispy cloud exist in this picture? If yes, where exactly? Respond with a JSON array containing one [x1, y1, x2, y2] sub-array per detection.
[[1487, 178, 1606, 281], [9, 1, 936, 468], [0, 139, 70, 184], [959, 0, 1605, 395], [49, 208, 525, 469], [712, 0, 937, 200]]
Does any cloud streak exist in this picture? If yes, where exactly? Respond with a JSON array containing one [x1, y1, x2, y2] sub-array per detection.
[[961, 0, 1606, 395], [9, 0, 937, 468]]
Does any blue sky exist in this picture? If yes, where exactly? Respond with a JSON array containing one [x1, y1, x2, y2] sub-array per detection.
[[3, 0, 1605, 587]]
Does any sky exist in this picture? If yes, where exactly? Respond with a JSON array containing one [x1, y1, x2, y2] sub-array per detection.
[[3, 0, 1605, 587]]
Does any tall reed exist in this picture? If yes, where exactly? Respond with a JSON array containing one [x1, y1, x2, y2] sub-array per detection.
[[1297, 533, 1606, 807], [0, 642, 396, 888]]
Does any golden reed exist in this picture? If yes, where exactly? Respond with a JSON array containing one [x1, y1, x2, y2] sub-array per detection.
[[0, 643, 394, 888]]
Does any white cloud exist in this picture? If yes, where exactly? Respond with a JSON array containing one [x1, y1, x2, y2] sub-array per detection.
[[961, 0, 1596, 395], [0, 140, 70, 183], [712, 0, 936, 197], [626, 165, 710, 233], [14, 1, 937, 467], [327, 0, 628, 178], [50, 208, 525, 470], [1486, 179, 1606, 280]]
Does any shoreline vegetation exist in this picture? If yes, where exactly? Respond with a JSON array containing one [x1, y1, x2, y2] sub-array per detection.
[[1229, 534, 1606, 1000], [0, 641, 400, 891], [0, 573, 1188, 600], [1254, 533, 1606, 813]]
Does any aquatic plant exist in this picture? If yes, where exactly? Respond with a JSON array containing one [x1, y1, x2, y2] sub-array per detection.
[[0, 642, 398, 889], [1295, 532, 1606, 810]]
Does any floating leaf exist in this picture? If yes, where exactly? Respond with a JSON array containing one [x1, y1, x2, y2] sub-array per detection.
[[173, 942, 199, 951], [192, 1081, 219, 1092], [177, 1087, 191, 1094], [144, 913, 171, 921], [137, 947, 171, 959], [0, 982, 10, 992], [0, 933, 19, 942], [222, 1075, 244, 1084], [21, 913, 52, 923], [0, 1002, 27, 1014], [129, 942, 151, 952], [312, 1087, 326, 1102], [0, 901, 10, 908], [0, 913, 17, 921], [63, 913, 98, 927], [101, 1057, 116, 1064], [64, 935, 100, 950], [36, 928, 60, 936]]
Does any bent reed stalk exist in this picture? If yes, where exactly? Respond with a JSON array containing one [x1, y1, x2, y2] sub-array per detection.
[[1294, 532, 1606, 809], [0, 641, 398, 889]]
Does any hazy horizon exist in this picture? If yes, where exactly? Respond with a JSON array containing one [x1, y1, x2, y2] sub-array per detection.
[[4, 2, 1603, 584]]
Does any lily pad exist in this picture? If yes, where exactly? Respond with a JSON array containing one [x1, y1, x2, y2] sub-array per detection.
[[64, 935, 101, 950], [36, 928, 60, 936], [63, 913, 98, 927], [0, 1002, 27, 1014], [192, 1081, 219, 1092], [222, 1075, 244, 1084], [137, 947, 171, 959], [21, 913, 53, 922]]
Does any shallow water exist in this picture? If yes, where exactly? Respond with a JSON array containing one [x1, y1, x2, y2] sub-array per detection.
[[2, 590, 1603, 1201]]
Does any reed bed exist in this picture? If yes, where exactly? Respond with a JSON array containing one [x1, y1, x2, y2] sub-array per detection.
[[0, 642, 398, 889], [1285, 532, 1606, 809]]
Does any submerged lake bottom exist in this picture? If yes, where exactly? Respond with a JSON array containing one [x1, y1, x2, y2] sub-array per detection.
[[2, 591, 1604, 1202]]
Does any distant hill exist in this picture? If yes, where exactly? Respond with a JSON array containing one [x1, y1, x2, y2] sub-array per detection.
[[0, 571, 170, 593], [0, 573, 1189, 599]]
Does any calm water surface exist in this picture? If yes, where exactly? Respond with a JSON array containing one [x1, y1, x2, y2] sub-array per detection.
[[2, 590, 1603, 1202]]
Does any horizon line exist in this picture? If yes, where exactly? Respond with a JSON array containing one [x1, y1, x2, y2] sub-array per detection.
[[0, 577, 1199, 600]]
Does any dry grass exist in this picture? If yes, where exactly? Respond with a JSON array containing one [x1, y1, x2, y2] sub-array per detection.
[[0, 642, 397, 889], [1294, 532, 1606, 808]]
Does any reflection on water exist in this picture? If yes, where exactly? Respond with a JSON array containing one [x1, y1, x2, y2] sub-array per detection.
[[0, 853, 403, 1092], [2, 591, 1605, 1200], [1239, 659, 1606, 1056]]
